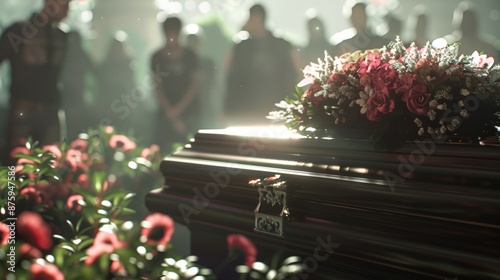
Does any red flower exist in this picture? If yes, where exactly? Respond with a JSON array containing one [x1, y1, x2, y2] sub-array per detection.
[[85, 230, 126, 265], [141, 144, 160, 160], [111, 260, 126, 273], [85, 244, 114, 265], [29, 261, 64, 280], [70, 138, 88, 152], [302, 82, 325, 105], [66, 195, 84, 212], [65, 149, 88, 171], [0, 222, 9, 246], [94, 230, 126, 248], [395, 73, 415, 95], [365, 87, 395, 121], [109, 135, 137, 151], [85, 243, 115, 265], [373, 63, 398, 91], [20, 187, 42, 205], [20, 243, 43, 259], [141, 213, 175, 246], [342, 62, 359, 72], [17, 211, 53, 251], [10, 146, 30, 158], [77, 173, 89, 189], [42, 145, 62, 160], [402, 82, 431, 115], [104, 125, 115, 134], [358, 53, 381, 75], [414, 59, 448, 85], [226, 234, 257, 267]]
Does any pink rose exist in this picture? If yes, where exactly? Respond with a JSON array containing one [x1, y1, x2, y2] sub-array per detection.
[[373, 63, 398, 91], [141, 213, 175, 246], [358, 53, 381, 75], [227, 234, 257, 267], [41, 145, 62, 160], [17, 211, 53, 251], [342, 62, 359, 72], [109, 135, 137, 151], [0, 222, 9, 246], [302, 82, 325, 105], [66, 195, 84, 212], [402, 82, 430, 115], [395, 73, 415, 96], [365, 87, 395, 121], [29, 262, 64, 280]]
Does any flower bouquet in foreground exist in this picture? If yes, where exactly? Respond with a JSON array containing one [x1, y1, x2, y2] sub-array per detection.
[[269, 37, 500, 149], [0, 127, 308, 279]]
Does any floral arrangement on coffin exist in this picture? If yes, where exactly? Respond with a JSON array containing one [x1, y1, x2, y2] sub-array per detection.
[[269, 37, 500, 149], [0, 127, 308, 280]]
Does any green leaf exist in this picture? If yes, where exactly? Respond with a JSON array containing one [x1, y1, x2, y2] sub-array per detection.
[[71, 187, 97, 206], [13, 153, 41, 163], [76, 237, 94, 250], [53, 246, 67, 267], [102, 189, 130, 201], [116, 207, 136, 216], [53, 234, 66, 241], [92, 170, 106, 193], [65, 251, 88, 266], [67, 220, 76, 236], [62, 244, 76, 253]]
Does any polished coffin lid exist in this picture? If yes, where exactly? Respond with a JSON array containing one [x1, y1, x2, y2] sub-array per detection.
[[145, 126, 500, 279]]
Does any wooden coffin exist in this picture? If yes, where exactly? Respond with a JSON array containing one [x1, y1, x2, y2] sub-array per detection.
[[145, 126, 500, 279]]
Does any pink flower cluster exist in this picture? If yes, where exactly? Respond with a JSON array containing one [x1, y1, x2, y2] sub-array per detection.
[[283, 38, 500, 140]]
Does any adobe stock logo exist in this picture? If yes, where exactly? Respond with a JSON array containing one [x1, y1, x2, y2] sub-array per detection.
[[109, 65, 170, 121], [289, 235, 341, 280]]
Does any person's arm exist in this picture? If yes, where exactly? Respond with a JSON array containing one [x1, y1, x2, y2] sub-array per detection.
[[0, 24, 16, 64], [151, 54, 178, 120], [152, 71, 188, 133], [153, 72, 175, 120], [169, 51, 201, 118], [170, 70, 200, 118]]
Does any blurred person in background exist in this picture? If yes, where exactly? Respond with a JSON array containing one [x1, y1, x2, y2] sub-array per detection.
[[332, 1, 390, 57], [382, 13, 403, 42], [300, 16, 334, 67], [62, 31, 95, 140], [223, 3, 301, 126], [151, 17, 200, 150], [0, 0, 70, 164], [444, 2, 499, 60], [405, 6, 430, 47], [186, 32, 221, 129], [95, 34, 135, 133]]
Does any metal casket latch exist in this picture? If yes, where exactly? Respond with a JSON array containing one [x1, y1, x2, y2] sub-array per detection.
[[249, 175, 289, 237]]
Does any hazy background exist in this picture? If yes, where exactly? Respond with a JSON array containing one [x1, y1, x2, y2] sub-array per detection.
[[1, 0, 499, 146]]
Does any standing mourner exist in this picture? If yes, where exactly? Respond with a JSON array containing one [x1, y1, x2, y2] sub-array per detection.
[[0, 0, 71, 164], [151, 17, 200, 150], [223, 4, 301, 126]]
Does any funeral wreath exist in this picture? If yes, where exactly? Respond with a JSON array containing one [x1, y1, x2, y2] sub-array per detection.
[[269, 38, 500, 149]]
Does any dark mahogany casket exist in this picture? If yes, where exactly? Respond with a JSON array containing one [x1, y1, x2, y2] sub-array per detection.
[[145, 126, 500, 279]]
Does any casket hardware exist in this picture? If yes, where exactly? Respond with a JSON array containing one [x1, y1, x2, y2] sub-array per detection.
[[250, 175, 289, 237]]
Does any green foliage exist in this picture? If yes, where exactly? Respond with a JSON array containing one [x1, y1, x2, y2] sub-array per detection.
[[0, 125, 310, 280], [0, 125, 212, 279]]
